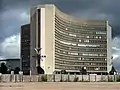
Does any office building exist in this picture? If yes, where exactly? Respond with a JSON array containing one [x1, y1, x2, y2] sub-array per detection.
[[29, 4, 112, 75], [21, 24, 30, 75]]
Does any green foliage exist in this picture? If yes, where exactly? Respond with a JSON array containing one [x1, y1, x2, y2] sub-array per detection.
[[0, 63, 8, 74], [109, 66, 116, 75], [8, 69, 14, 74], [80, 67, 87, 75], [116, 77, 120, 82], [14, 67, 20, 74], [61, 70, 67, 74], [41, 75, 47, 82], [108, 76, 114, 82]]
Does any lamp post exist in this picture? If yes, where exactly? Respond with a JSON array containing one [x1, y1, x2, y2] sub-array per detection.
[[33, 48, 46, 74]]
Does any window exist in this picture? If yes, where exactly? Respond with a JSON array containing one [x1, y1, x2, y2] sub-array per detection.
[[95, 36, 98, 39], [86, 36, 90, 38], [84, 63, 89, 65], [68, 52, 71, 54], [82, 53, 99, 56], [105, 58, 107, 61], [69, 33, 76, 37], [59, 41, 71, 45], [84, 40, 89, 42], [96, 32, 106, 34], [63, 51, 66, 54], [79, 57, 82, 60], [79, 39, 81, 42], [99, 54, 104, 56], [82, 58, 84, 60], [91, 63, 96, 65], [99, 36, 102, 39], [78, 44, 86, 47], [95, 68, 100, 70], [71, 43, 76, 46], [70, 52, 78, 55]]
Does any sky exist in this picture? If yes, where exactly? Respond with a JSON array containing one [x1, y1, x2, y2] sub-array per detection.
[[0, 0, 120, 71]]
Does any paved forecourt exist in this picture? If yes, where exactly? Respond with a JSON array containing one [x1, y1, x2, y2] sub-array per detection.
[[0, 82, 120, 90]]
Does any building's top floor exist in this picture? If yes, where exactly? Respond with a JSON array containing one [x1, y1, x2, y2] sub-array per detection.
[[30, 4, 110, 26]]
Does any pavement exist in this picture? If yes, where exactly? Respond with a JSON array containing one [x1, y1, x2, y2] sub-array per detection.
[[0, 82, 120, 90]]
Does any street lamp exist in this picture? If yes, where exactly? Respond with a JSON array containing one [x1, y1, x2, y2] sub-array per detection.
[[33, 48, 46, 74]]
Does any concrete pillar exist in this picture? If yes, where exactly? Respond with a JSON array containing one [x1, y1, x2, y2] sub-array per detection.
[[67, 73, 70, 82], [0, 73, 2, 82], [19, 71, 23, 82], [30, 70, 32, 82], [101, 73, 103, 81], [10, 71, 14, 82], [60, 73, 63, 82], [53, 74, 55, 82], [89, 74, 90, 82], [95, 75, 96, 82], [82, 74, 83, 82]]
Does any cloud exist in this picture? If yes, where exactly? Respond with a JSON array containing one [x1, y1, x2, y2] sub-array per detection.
[[1, 9, 29, 22], [20, 12, 30, 21], [112, 37, 120, 71], [1, 0, 120, 38], [0, 56, 6, 60], [0, 1, 30, 59], [0, 8, 29, 40], [0, 33, 20, 59]]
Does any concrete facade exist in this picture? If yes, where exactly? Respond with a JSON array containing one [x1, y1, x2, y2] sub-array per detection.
[[30, 5, 55, 75], [30, 4, 112, 75]]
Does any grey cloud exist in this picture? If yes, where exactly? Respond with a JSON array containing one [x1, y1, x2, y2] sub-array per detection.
[[0, 33, 20, 59], [1, 0, 102, 13], [0, 0, 120, 45], [0, 0, 120, 42]]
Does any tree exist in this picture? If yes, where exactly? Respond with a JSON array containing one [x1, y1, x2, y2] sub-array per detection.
[[0, 63, 8, 74], [8, 69, 14, 74], [0, 67, 1, 73], [61, 70, 67, 74], [81, 67, 87, 75], [14, 67, 20, 74], [109, 66, 116, 75]]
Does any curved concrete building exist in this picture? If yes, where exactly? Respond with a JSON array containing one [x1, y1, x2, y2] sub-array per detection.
[[30, 4, 112, 75]]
